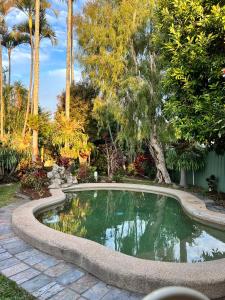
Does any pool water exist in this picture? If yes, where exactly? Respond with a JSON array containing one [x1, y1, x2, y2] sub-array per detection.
[[37, 190, 225, 263]]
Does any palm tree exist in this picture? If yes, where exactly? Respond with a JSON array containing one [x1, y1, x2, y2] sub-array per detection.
[[1, 30, 29, 87], [15, 13, 57, 136], [0, 0, 17, 140], [32, 0, 40, 161], [65, 0, 73, 120]]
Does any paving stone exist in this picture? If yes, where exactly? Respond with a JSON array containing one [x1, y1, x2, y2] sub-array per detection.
[[1, 262, 29, 277], [56, 268, 84, 285], [128, 292, 144, 300], [15, 249, 41, 260], [34, 257, 61, 271], [44, 262, 73, 277], [21, 274, 52, 293], [0, 232, 16, 240], [0, 225, 12, 234], [32, 281, 64, 300], [10, 268, 40, 284], [0, 257, 20, 270], [24, 252, 50, 266], [0, 251, 12, 261], [3, 240, 28, 250], [0, 237, 20, 245], [101, 287, 131, 300], [82, 282, 110, 300], [7, 244, 32, 255], [0, 247, 6, 254], [49, 288, 80, 300], [70, 274, 98, 294]]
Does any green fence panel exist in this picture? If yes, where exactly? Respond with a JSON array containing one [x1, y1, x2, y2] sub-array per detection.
[[187, 151, 225, 192]]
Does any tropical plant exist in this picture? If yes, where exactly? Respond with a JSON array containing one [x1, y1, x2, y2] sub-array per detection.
[[166, 142, 206, 187], [52, 112, 88, 159], [15, 1, 57, 136], [0, 0, 17, 140], [154, 0, 225, 149], [1, 29, 29, 87], [0, 145, 24, 181]]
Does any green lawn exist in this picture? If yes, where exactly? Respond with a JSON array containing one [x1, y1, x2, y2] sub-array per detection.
[[0, 275, 35, 300], [0, 184, 19, 208]]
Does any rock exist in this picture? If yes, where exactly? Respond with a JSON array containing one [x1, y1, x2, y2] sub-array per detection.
[[47, 164, 78, 189]]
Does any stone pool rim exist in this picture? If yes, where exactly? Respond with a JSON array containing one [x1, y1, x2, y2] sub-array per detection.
[[12, 183, 225, 298]]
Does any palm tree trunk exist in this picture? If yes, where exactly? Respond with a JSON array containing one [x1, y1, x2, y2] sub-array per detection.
[[32, 0, 40, 161], [23, 21, 34, 137], [8, 49, 11, 87], [71, 2, 74, 84], [0, 41, 4, 140], [65, 0, 72, 120]]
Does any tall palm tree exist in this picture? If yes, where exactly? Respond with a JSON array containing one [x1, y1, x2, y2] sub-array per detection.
[[32, 0, 40, 161], [16, 0, 57, 137], [15, 13, 57, 136], [65, 0, 73, 120], [0, 0, 17, 140], [1, 30, 29, 87]]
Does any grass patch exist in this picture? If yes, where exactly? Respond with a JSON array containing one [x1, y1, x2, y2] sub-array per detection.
[[0, 275, 35, 300], [0, 183, 19, 208]]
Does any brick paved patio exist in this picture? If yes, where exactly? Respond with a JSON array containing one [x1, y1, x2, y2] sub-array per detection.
[[0, 198, 143, 300]]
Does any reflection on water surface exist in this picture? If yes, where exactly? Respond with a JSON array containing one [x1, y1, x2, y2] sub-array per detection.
[[37, 190, 225, 262]]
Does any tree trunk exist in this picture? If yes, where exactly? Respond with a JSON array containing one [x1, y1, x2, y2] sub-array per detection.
[[66, 0, 72, 120], [71, 3, 75, 84], [0, 41, 4, 140], [179, 168, 187, 187], [149, 125, 171, 184], [23, 16, 34, 137], [8, 49, 11, 87], [32, 0, 40, 161]]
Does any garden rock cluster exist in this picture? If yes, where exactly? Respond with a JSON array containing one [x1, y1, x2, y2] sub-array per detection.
[[47, 164, 78, 189]]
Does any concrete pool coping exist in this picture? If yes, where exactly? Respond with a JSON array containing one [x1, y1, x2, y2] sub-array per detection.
[[12, 183, 225, 298]]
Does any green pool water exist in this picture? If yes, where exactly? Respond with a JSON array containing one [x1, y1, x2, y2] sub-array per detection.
[[37, 190, 225, 263]]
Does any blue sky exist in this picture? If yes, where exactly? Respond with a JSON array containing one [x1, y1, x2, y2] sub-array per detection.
[[4, 0, 85, 115]]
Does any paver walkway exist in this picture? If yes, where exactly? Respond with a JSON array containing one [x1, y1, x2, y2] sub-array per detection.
[[0, 197, 143, 300]]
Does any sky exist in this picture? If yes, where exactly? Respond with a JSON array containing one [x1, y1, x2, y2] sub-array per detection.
[[3, 0, 85, 115]]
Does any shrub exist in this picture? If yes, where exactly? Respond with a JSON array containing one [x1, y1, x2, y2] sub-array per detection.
[[20, 162, 49, 194], [77, 165, 96, 183], [0, 146, 24, 182]]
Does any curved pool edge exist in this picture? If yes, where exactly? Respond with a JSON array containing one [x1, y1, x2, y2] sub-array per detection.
[[12, 183, 225, 298]]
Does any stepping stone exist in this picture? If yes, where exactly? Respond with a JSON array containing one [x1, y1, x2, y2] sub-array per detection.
[[70, 274, 98, 294], [1, 262, 29, 277], [10, 268, 40, 284], [32, 281, 64, 300], [49, 288, 80, 300], [21, 274, 52, 293], [82, 282, 110, 300], [56, 268, 84, 285]]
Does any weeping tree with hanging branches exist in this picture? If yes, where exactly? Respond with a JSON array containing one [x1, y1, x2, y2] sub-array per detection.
[[166, 141, 206, 187], [75, 0, 172, 183]]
